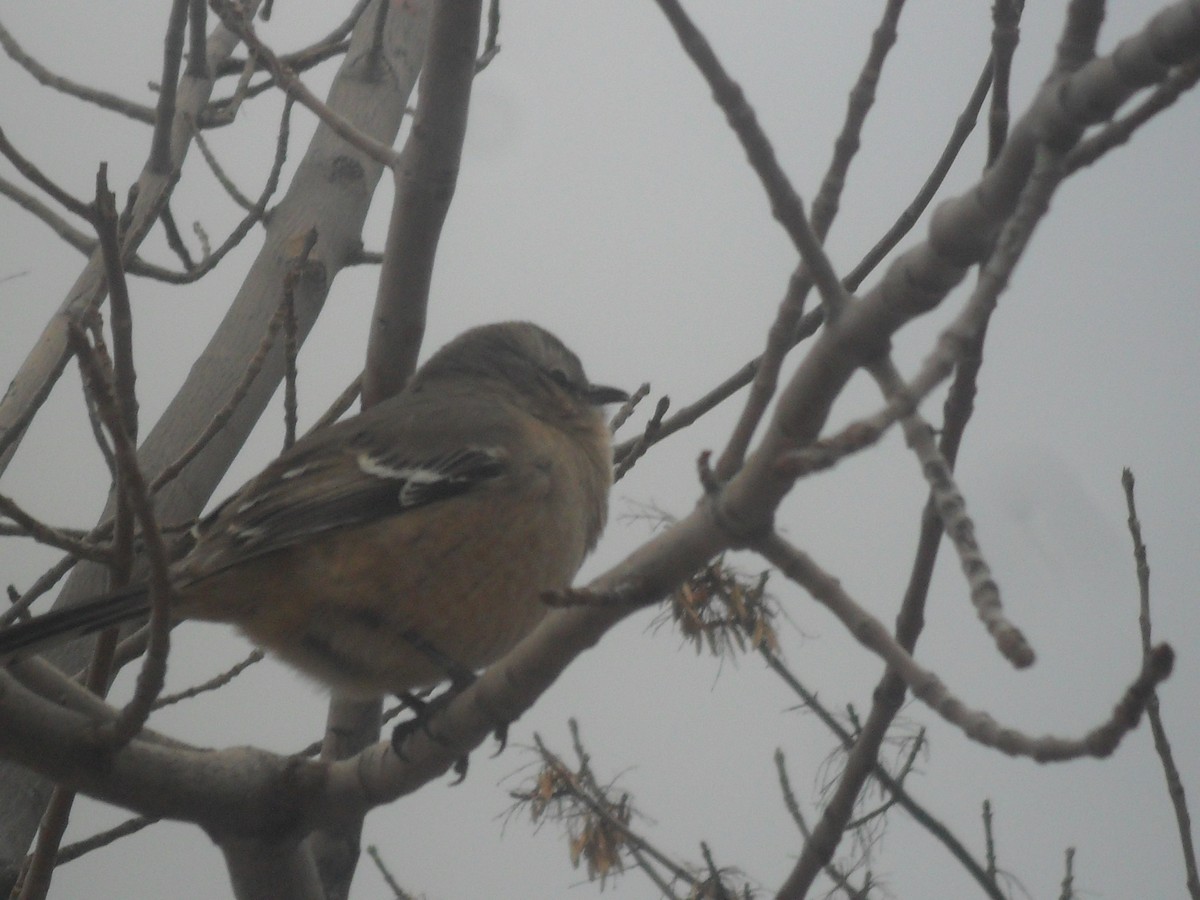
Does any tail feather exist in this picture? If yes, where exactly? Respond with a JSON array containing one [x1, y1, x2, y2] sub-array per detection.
[[0, 587, 152, 663]]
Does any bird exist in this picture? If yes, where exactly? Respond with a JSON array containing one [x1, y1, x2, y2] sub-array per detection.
[[0, 322, 627, 703]]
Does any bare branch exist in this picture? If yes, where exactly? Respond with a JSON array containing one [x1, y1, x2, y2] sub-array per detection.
[[152, 650, 265, 710], [810, 0, 907, 237], [158, 202, 196, 269], [304, 375, 362, 437], [0, 176, 95, 254], [0, 0, 268, 481], [362, 0, 483, 404], [988, 0, 1022, 161], [652, 0, 854, 482], [613, 395, 670, 481], [651, 0, 847, 315], [68, 328, 172, 747], [607, 382, 650, 435], [475, 0, 501, 72], [518, 726, 700, 894], [280, 230, 318, 449], [763, 652, 1006, 900], [1057, 847, 1076, 900], [1122, 469, 1200, 899], [0, 493, 111, 562], [194, 127, 258, 211], [93, 166, 139, 442], [129, 96, 293, 285], [18, 787, 76, 899], [0, 125, 93, 222], [364, 846, 417, 900], [869, 358, 1033, 667], [759, 531, 1173, 762], [52, 815, 158, 867], [983, 799, 998, 880], [187, 0, 209, 78], [212, 0, 370, 80], [775, 751, 871, 900], [0, 20, 156, 123], [1065, 59, 1200, 174], [210, 0, 400, 169], [0, 555, 78, 630], [150, 0, 191, 173]]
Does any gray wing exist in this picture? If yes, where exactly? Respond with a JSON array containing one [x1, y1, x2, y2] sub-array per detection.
[[185, 395, 512, 577]]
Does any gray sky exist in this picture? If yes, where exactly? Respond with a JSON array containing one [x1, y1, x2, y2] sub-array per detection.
[[2, 1, 1198, 897]]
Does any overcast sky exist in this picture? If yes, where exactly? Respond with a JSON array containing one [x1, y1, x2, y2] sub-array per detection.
[[2, 1, 1198, 897]]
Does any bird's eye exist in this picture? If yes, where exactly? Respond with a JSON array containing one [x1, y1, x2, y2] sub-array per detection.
[[547, 367, 576, 393]]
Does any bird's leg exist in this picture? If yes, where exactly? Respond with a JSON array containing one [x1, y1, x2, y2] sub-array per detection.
[[389, 629, 510, 780]]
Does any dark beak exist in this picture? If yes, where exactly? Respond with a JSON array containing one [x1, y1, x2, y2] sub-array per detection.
[[584, 383, 630, 406]]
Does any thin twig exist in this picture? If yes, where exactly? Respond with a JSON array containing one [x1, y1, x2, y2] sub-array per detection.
[[613, 396, 670, 481], [810, 0, 907, 238], [52, 815, 158, 866], [130, 97, 293, 285], [18, 787, 75, 899], [652, 0, 847, 314], [1058, 847, 1076, 900], [152, 650, 265, 709], [203, 46, 259, 126], [68, 328, 173, 747], [0, 176, 95, 254], [762, 651, 1007, 900], [304, 375, 362, 436], [1122, 469, 1200, 899], [280, 229, 318, 449], [0, 555, 78, 629], [0, 125, 94, 222], [608, 382, 650, 434], [844, 55, 994, 289], [982, 799, 997, 880], [194, 128, 257, 211], [774, 751, 871, 900], [94, 166, 139, 443], [365, 846, 417, 900], [212, 0, 370, 78], [203, 40, 351, 121], [527, 729, 699, 891], [158, 202, 196, 270], [845, 728, 925, 829], [91, 166, 140, 713], [0, 21, 156, 123], [0, 493, 112, 562], [653, 0, 854, 482], [612, 358, 756, 462], [611, 35, 994, 471], [476, 0, 502, 71]]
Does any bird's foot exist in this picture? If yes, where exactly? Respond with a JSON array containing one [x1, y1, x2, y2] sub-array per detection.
[[389, 672, 509, 782]]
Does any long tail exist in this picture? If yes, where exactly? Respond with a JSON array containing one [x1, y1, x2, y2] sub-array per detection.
[[0, 587, 152, 662]]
